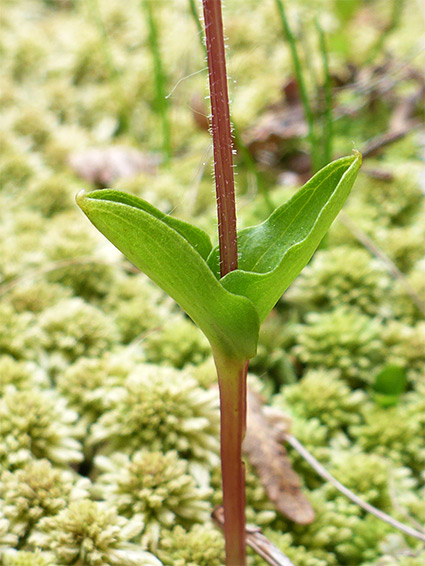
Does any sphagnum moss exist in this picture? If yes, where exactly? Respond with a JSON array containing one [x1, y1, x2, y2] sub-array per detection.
[[89, 365, 220, 468], [0, 389, 82, 470], [0, 459, 90, 541], [93, 449, 211, 547], [30, 500, 161, 566]]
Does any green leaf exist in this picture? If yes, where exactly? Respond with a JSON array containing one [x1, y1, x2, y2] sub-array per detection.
[[220, 153, 362, 322], [373, 365, 407, 407], [88, 190, 213, 260], [76, 189, 259, 360]]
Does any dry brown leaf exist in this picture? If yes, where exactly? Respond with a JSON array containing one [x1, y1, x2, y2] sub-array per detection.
[[69, 146, 161, 186], [244, 388, 314, 525]]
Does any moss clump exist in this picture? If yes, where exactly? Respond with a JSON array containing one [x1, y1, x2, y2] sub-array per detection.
[[142, 316, 210, 369], [31, 500, 161, 566], [57, 354, 132, 423], [157, 524, 224, 566], [291, 491, 392, 565], [367, 550, 425, 566], [326, 450, 407, 510], [384, 321, 425, 384], [104, 273, 166, 344], [42, 215, 116, 300], [0, 304, 39, 360], [1, 550, 56, 566], [0, 459, 90, 541], [375, 225, 425, 273], [390, 263, 425, 324], [39, 298, 120, 368], [0, 389, 82, 470], [24, 174, 76, 218], [350, 405, 425, 473], [292, 306, 385, 386], [89, 365, 220, 467], [250, 530, 332, 566], [94, 449, 211, 546], [285, 246, 391, 317], [0, 510, 18, 552], [0, 356, 48, 395], [6, 281, 71, 315], [273, 369, 365, 433]]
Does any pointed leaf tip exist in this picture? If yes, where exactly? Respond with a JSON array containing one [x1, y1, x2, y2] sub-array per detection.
[[221, 153, 362, 321]]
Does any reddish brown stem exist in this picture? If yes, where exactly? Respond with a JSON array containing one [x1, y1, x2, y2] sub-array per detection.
[[202, 0, 238, 277], [214, 354, 248, 566]]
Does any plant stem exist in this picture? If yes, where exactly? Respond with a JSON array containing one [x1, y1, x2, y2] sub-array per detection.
[[214, 353, 249, 566], [142, 0, 171, 162], [274, 0, 320, 172], [189, 0, 267, 209], [202, 0, 238, 277]]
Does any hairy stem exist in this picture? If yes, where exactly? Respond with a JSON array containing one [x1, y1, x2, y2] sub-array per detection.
[[202, 0, 238, 277], [214, 353, 248, 566]]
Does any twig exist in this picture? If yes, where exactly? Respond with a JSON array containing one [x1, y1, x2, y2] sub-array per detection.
[[212, 506, 296, 566], [284, 433, 425, 544], [361, 122, 421, 158], [338, 211, 425, 318], [388, 471, 425, 535]]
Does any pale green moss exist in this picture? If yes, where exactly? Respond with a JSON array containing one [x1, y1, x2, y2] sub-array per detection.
[[273, 369, 365, 433], [368, 550, 425, 566], [57, 354, 132, 423], [104, 273, 166, 344], [13, 107, 54, 148], [31, 500, 161, 566], [291, 491, 392, 565], [0, 389, 82, 470], [375, 225, 425, 273], [39, 298, 120, 368], [7, 281, 71, 314], [390, 263, 425, 324], [384, 321, 425, 383], [42, 215, 116, 300], [0, 356, 48, 394], [326, 450, 415, 510], [0, 510, 18, 551], [0, 459, 90, 540], [89, 365, 220, 467], [94, 449, 211, 546], [350, 405, 425, 473], [1, 550, 57, 566], [157, 524, 224, 566], [24, 174, 77, 218], [0, 304, 39, 360], [354, 170, 424, 226], [142, 317, 210, 369], [285, 246, 391, 317], [292, 307, 385, 386], [249, 530, 332, 566]]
